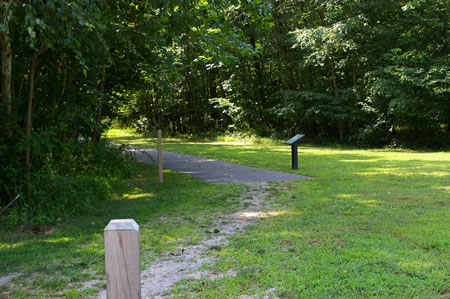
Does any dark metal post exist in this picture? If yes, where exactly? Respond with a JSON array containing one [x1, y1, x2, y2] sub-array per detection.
[[285, 134, 304, 170], [291, 143, 298, 170]]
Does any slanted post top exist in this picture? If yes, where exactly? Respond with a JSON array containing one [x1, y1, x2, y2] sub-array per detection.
[[285, 134, 305, 145], [104, 219, 139, 231]]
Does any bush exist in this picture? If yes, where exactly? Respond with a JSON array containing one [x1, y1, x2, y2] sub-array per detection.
[[0, 139, 136, 226]]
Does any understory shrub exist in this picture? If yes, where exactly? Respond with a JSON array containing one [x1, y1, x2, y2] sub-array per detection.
[[0, 139, 135, 226]]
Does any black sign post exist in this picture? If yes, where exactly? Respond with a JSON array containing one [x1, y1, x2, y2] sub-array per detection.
[[285, 134, 305, 170]]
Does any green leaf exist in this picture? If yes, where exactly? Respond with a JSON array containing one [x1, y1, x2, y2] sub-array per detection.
[[160, 16, 169, 24], [27, 26, 36, 39]]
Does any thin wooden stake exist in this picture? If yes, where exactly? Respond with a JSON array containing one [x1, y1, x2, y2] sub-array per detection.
[[104, 219, 141, 299], [157, 129, 163, 183]]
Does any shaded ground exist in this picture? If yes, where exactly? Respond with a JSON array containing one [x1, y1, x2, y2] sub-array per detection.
[[126, 145, 311, 183]]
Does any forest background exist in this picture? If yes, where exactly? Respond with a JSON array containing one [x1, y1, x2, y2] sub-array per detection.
[[0, 0, 449, 223]]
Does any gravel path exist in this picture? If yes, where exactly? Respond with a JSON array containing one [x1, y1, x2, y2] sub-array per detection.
[[0, 273, 20, 288], [126, 145, 310, 183], [98, 183, 276, 298]]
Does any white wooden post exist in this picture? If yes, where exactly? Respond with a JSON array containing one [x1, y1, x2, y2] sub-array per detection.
[[104, 219, 141, 299], [157, 129, 163, 183]]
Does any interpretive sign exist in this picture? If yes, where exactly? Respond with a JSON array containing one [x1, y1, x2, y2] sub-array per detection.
[[285, 134, 305, 170], [285, 134, 305, 145]]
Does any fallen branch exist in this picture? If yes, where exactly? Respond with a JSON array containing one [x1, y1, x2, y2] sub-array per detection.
[[0, 194, 21, 215]]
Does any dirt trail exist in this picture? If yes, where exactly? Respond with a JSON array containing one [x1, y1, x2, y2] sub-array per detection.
[[98, 182, 273, 298]]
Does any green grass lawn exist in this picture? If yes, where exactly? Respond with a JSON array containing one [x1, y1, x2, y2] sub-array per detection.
[[0, 128, 448, 297], [0, 163, 243, 297], [107, 129, 450, 297]]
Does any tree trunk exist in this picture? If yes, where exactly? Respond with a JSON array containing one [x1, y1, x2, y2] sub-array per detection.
[[330, 55, 344, 143], [184, 68, 194, 126], [1, 36, 12, 114], [256, 61, 265, 118], [441, 0, 448, 56], [208, 68, 217, 99], [51, 56, 65, 109], [25, 45, 47, 201], [17, 76, 24, 102], [92, 64, 105, 142], [1, 2, 12, 136], [61, 66, 67, 98], [249, 35, 265, 122]]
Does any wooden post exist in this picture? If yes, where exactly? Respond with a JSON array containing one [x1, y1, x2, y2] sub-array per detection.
[[157, 129, 163, 183], [104, 219, 141, 299]]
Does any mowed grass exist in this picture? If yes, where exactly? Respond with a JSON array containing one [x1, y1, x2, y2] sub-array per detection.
[[0, 128, 448, 297], [0, 163, 243, 297], [107, 128, 450, 297]]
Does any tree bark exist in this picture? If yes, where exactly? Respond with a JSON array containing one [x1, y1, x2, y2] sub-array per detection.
[[92, 64, 105, 142], [1, 1, 13, 136], [17, 76, 24, 102], [61, 66, 67, 98], [208, 68, 217, 99], [249, 35, 265, 122], [1, 35, 12, 114], [441, 0, 448, 56], [330, 55, 344, 143], [25, 45, 47, 201], [184, 68, 194, 127]]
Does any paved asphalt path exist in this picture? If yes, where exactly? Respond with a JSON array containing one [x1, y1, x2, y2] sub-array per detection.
[[125, 145, 311, 183]]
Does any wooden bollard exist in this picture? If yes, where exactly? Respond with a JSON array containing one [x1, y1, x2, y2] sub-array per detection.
[[104, 219, 141, 299], [157, 129, 163, 183]]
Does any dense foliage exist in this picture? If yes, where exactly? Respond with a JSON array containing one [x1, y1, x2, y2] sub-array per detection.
[[0, 0, 448, 222], [0, 0, 139, 223], [116, 0, 449, 147]]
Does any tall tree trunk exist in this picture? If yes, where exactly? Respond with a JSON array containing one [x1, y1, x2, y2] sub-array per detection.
[[330, 55, 344, 143], [25, 45, 47, 201], [249, 35, 265, 122], [61, 66, 67, 98], [92, 64, 105, 142], [1, 36, 12, 114], [208, 68, 217, 99], [272, 4, 296, 90], [17, 76, 24, 101], [1, 1, 12, 136], [184, 68, 194, 127], [51, 56, 65, 109], [152, 88, 160, 127], [441, 0, 448, 56], [255, 61, 265, 119]]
